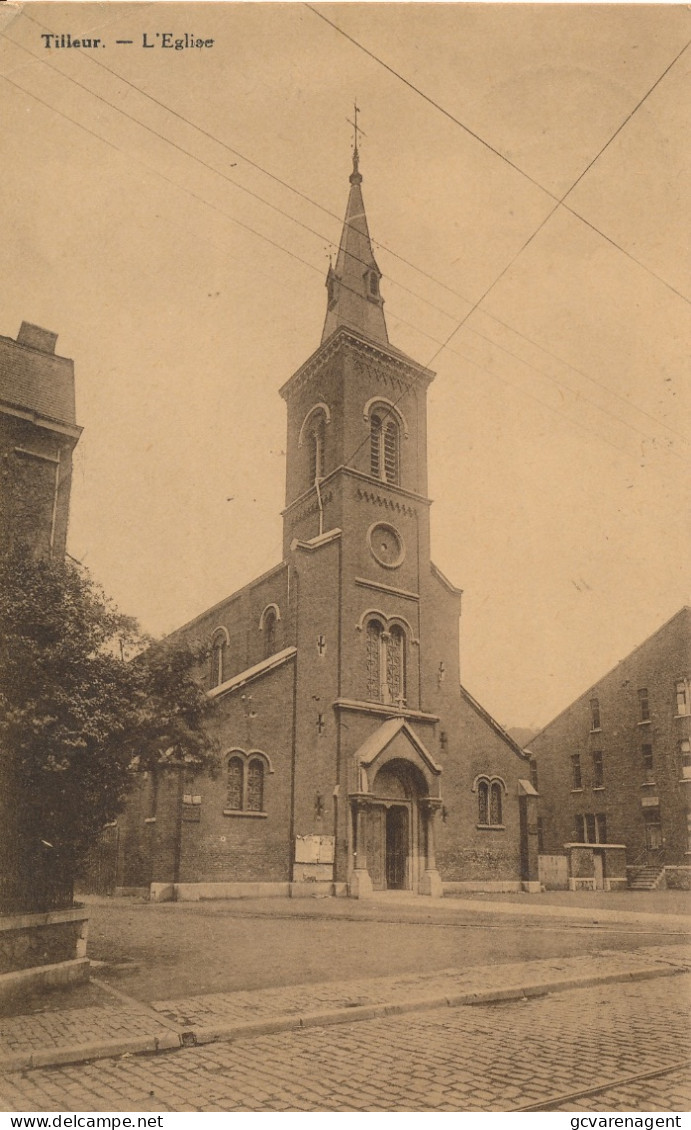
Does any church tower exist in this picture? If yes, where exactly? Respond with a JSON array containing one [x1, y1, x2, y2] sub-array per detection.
[[281, 147, 465, 896], [114, 139, 538, 903]]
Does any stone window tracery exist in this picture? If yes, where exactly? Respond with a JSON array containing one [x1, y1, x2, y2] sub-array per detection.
[[224, 751, 270, 815], [365, 617, 407, 705]]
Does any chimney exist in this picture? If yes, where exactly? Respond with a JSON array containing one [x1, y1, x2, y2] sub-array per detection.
[[17, 322, 59, 355]]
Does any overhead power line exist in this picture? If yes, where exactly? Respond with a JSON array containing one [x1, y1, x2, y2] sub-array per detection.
[[3, 68, 679, 477], [1, 42, 685, 468], [10, 10, 685, 445]]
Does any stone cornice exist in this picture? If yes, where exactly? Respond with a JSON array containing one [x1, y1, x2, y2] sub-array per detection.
[[279, 327, 434, 400]]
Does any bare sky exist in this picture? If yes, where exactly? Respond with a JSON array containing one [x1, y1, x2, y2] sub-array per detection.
[[1, 2, 689, 729]]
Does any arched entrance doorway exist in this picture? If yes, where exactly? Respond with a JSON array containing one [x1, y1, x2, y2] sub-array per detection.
[[364, 760, 426, 892]]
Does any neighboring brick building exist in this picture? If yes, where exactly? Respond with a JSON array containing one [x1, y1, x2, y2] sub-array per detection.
[[115, 150, 539, 900], [530, 607, 691, 890], [0, 322, 81, 559]]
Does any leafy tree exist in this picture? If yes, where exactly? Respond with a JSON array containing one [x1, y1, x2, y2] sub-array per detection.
[[0, 546, 216, 912]]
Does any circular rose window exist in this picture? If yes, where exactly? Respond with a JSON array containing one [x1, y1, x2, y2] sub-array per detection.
[[368, 523, 405, 569]]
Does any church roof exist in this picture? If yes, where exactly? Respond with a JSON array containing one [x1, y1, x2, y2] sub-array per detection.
[[320, 148, 389, 347]]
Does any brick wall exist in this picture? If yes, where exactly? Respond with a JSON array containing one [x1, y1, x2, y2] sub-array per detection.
[[531, 608, 691, 866]]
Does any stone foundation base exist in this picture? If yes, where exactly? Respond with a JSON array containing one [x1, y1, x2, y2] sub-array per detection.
[[443, 880, 523, 894], [172, 882, 290, 901], [521, 881, 541, 893], [419, 869, 443, 897], [604, 878, 628, 891], [348, 869, 374, 899], [289, 881, 337, 899]]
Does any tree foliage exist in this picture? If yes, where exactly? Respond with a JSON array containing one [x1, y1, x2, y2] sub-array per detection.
[[0, 546, 216, 910]]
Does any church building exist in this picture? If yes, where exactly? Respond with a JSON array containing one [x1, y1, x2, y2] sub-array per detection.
[[115, 148, 539, 899]]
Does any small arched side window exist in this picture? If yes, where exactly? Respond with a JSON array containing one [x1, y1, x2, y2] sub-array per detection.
[[210, 630, 228, 688], [490, 782, 503, 826], [225, 752, 270, 815], [247, 759, 264, 812], [476, 776, 505, 828]]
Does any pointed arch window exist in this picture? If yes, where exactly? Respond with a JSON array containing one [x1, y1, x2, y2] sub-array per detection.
[[370, 411, 399, 485]]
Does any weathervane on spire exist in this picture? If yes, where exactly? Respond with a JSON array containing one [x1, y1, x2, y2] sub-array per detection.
[[346, 101, 365, 183]]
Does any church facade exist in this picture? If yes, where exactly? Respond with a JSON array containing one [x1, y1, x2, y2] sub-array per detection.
[[115, 152, 538, 899]]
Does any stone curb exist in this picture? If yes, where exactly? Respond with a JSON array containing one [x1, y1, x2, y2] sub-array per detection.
[[2, 961, 686, 1075]]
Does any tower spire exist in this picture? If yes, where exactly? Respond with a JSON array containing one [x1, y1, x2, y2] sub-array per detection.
[[321, 111, 388, 346]]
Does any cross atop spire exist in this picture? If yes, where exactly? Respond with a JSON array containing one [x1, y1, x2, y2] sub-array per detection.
[[321, 116, 388, 347], [346, 102, 364, 184]]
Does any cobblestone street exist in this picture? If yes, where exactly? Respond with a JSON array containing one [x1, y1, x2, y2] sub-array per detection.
[[1, 972, 689, 1112]]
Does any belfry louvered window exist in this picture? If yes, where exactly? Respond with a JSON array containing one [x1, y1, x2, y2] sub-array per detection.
[[309, 414, 325, 484], [383, 421, 399, 484]]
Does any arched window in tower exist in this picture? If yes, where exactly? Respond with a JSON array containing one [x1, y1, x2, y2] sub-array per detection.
[[386, 624, 406, 705], [309, 413, 325, 484], [247, 758, 264, 812], [226, 755, 244, 811], [490, 781, 503, 826], [368, 271, 379, 297], [383, 420, 399, 484], [370, 413, 383, 479], [366, 619, 383, 702], [369, 410, 400, 485], [263, 609, 277, 658]]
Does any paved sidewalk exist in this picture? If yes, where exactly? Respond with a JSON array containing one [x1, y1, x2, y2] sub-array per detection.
[[1, 943, 689, 1074]]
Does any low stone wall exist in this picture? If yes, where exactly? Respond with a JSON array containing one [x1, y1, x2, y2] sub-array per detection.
[[0, 907, 90, 1003], [665, 866, 691, 890], [0, 907, 89, 974]]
